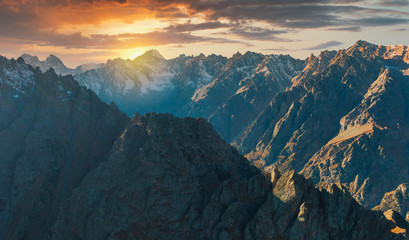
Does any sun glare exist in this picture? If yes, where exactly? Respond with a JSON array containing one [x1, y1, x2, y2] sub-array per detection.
[[120, 48, 148, 60]]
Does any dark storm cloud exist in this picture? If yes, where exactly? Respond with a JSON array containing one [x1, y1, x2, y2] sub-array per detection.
[[302, 41, 343, 50]]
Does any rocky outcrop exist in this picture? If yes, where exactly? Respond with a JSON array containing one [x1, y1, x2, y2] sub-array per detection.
[[383, 210, 409, 235], [375, 184, 409, 222], [234, 41, 409, 209]]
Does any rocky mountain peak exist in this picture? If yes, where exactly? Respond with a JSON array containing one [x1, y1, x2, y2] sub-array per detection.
[[346, 40, 409, 65], [20, 54, 41, 66], [232, 51, 242, 58], [244, 51, 262, 58], [306, 53, 316, 62], [45, 54, 64, 65], [236, 41, 409, 215], [136, 49, 165, 62], [198, 53, 206, 59], [354, 40, 376, 48], [19, 53, 75, 75]]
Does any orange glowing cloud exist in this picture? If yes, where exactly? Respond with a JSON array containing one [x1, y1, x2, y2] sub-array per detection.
[[0, 0, 408, 66]]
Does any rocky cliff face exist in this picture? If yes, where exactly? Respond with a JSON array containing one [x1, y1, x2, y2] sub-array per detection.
[[202, 53, 304, 142], [0, 55, 404, 239], [375, 183, 409, 222], [0, 56, 129, 240], [234, 41, 409, 210]]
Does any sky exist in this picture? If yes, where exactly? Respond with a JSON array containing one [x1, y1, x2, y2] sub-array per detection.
[[0, 0, 408, 67]]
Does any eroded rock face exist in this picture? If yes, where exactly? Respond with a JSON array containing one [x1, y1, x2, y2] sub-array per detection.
[[234, 41, 409, 209], [375, 184, 409, 222]]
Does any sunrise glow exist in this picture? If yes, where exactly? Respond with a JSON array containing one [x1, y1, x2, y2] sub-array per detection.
[[0, 0, 408, 66]]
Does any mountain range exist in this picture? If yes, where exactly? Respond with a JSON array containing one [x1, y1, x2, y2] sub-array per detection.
[[6, 40, 408, 239], [0, 55, 405, 239], [233, 41, 409, 213], [21, 54, 104, 76], [21, 50, 304, 142]]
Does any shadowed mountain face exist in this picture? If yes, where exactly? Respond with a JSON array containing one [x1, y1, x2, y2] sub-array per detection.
[[0, 56, 130, 239], [23, 51, 304, 142], [0, 55, 404, 239], [234, 41, 409, 209]]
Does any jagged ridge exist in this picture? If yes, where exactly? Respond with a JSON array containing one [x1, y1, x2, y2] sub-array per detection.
[[0, 54, 404, 239], [234, 41, 409, 212]]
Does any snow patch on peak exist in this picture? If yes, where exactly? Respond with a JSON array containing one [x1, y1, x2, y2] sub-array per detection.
[[46, 54, 64, 64], [0, 61, 35, 93], [198, 60, 213, 83]]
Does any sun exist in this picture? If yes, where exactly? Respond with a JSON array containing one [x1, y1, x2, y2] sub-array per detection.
[[119, 48, 148, 60]]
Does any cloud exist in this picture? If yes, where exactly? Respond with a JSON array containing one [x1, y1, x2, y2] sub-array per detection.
[[185, 1, 408, 29], [351, 17, 409, 26], [165, 21, 292, 41], [0, 3, 246, 49], [327, 26, 361, 31], [16, 30, 246, 49], [378, 0, 409, 6], [223, 25, 291, 41], [0, 0, 408, 51], [263, 47, 294, 52], [390, 28, 408, 31], [164, 21, 232, 32], [302, 41, 343, 50]]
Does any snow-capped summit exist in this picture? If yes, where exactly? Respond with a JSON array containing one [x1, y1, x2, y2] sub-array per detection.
[[20, 54, 42, 68], [19, 54, 103, 76], [20, 54, 72, 75], [45, 54, 64, 66], [0, 56, 35, 95]]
